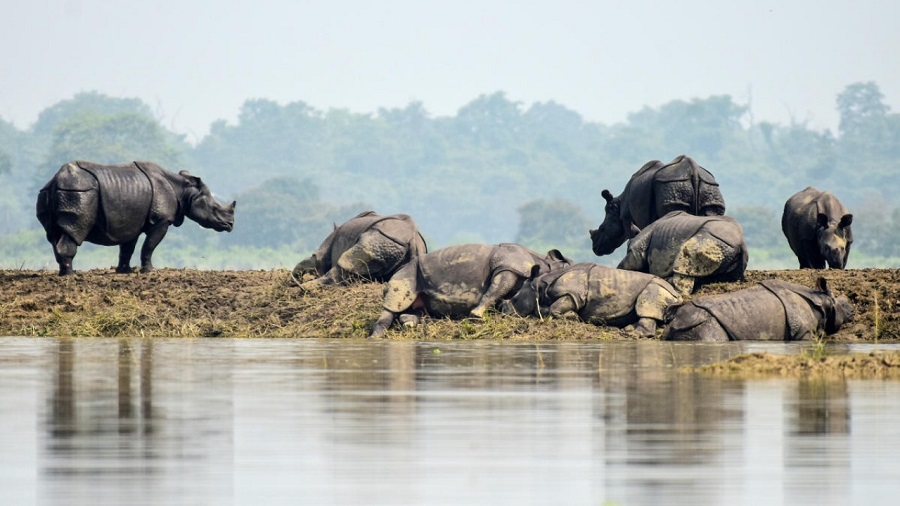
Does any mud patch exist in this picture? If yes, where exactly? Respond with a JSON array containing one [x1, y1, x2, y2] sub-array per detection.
[[692, 351, 900, 380]]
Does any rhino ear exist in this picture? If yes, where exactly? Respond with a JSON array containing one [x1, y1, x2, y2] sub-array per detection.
[[528, 264, 542, 279], [601, 189, 613, 203], [817, 213, 829, 228], [840, 214, 853, 228], [179, 170, 202, 188], [547, 249, 574, 265], [816, 276, 831, 294], [626, 223, 641, 239], [230, 201, 236, 210]]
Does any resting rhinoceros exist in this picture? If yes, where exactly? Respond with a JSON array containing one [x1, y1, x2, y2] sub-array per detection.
[[589, 155, 725, 256], [662, 278, 854, 342], [782, 187, 853, 269], [293, 211, 427, 290], [36, 161, 235, 275], [501, 263, 682, 337], [617, 211, 748, 295], [368, 243, 572, 338]]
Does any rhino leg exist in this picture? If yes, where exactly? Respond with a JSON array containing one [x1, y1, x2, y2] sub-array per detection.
[[547, 295, 579, 320], [471, 271, 521, 318], [53, 233, 78, 276], [671, 233, 726, 295], [117, 237, 138, 274], [670, 274, 695, 296], [633, 280, 683, 337], [140, 223, 170, 273], [338, 232, 407, 281], [663, 305, 729, 342], [369, 310, 396, 339], [800, 240, 825, 269]]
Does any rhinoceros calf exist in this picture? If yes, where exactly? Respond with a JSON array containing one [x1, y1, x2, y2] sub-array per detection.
[[590, 155, 725, 256], [36, 161, 235, 275], [617, 211, 748, 295], [662, 278, 854, 342], [293, 211, 427, 290], [782, 187, 853, 269], [368, 243, 572, 338], [501, 263, 682, 337]]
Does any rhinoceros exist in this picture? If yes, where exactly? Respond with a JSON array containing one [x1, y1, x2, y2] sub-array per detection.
[[36, 161, 235, 275], [293, 211, 427, 290], [368, 243, 572, 338], [782, 187, 853, 269], [589, 155, 725, 256], [501, 263, 682, 337], [662, 278, 854, 342], [617, 211, 748, 295]]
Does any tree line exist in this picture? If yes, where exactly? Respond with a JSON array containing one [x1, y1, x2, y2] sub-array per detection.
[[1, 82, 899, 270]]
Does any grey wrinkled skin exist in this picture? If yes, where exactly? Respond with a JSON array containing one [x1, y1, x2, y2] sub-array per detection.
[[782, 187, 853, 269], [617, 211, 748, 295], [589, 155, 725, 256], [501, 263, 682, 338], [662, 277, 854, 342], [36, 161, 235, 275], [368, 243, 572, 338], [293, 211, 427, 291]]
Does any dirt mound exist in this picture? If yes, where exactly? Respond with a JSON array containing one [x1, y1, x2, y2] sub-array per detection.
[[0, 267, 896, 340]]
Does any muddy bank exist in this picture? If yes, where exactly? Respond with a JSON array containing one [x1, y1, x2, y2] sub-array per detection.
[[0, 267, 897, 340]]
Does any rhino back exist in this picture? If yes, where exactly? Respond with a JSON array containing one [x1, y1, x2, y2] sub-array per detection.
[[684, 286, 789, 340], [77, 162, 153, 242], [653, 155, 724, 216], [582, 265, 657, 320], [782, 187, 820, 242]]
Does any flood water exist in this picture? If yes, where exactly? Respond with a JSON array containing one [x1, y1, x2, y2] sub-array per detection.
[[2, 337, 900, 505]]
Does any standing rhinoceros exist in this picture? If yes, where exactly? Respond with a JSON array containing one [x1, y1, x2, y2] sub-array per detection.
[[36, 161, 235, 275], [662, 278, 854, 342], [501, 263, 682, 337], [368, 243, 572, 338], [617, 211, 748, 295], [589, 155, 725, 256], [782, 187, 853, 269], [293, 210, 427, 290]]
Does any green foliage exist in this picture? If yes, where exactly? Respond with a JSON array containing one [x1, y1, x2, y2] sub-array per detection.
[[515, 199, 595, 262], [2, 83, 900, 270], [230, 176, 368, 251], [44, 111, 184, 172]]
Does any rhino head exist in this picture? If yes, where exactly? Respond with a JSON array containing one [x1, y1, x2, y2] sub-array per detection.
[[814, 277, 854, 333], [816, 212, 853, 269], [590, 189, 635, 256], [181, 171, 235, 232]]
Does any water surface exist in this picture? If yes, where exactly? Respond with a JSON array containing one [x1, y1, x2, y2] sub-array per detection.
[[2, 337, 899, 505]]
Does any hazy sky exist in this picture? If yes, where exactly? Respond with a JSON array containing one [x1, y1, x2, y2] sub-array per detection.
[[3, 0, 898, 141]]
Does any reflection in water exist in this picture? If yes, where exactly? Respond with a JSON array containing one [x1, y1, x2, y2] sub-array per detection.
[[0, 338, 897, 505]]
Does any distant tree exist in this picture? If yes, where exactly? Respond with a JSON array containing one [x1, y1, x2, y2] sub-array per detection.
[[42, 111, 184, 179], [626, 95, 747, 162], [836, 82, 889, 138], [515, 199, 594, 260], [230, 176, 367, 251], [31, 91, 154, 139], [0, 150, 10, 175]]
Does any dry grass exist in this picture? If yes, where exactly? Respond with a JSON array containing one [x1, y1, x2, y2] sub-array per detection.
[[0, 267, 898, 340]]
